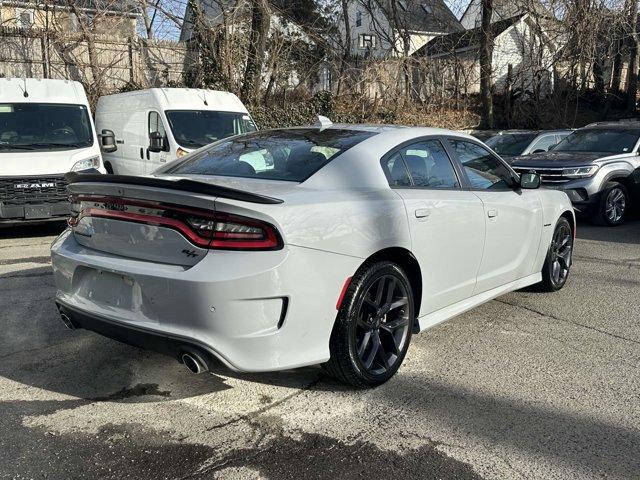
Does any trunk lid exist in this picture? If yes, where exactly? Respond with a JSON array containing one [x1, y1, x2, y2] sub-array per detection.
[[66, 173, 285, 267]]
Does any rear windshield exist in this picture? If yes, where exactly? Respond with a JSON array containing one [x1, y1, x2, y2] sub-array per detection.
[[164, 128, 376, 182], [553, 128, 640, 154]]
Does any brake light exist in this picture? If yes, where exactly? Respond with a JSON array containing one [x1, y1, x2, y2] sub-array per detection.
[[68, 195, 283, 251], [185, 212, 281, 249]]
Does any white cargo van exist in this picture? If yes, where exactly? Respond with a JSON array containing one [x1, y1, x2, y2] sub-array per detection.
[[0, 78, 104, 225], [95, 88, 257, 175]]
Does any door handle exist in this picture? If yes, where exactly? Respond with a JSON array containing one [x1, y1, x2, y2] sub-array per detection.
[[487, 209, 498, 218], [415, 208, 431, 219], [139, 147, 143, 159], [146, 148, 150, 160]]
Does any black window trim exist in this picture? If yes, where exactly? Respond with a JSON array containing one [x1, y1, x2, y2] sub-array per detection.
[[380, 135, 465, 191], [442, 136, 520, 192], [148, 110, 166, 136]]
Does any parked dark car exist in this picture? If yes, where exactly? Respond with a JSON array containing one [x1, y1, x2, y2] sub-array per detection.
[[483, 130, 572, 162]]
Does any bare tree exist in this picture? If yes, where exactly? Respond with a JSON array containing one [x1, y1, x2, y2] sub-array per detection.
[[241, 0, 271, 104], [479, 0, 494, 129]]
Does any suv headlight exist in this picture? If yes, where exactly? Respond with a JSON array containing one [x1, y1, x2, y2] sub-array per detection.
[[71, 156, 101, 172], [562, 165, 599, 178]]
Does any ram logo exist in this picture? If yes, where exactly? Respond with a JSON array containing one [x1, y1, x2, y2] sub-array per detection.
[[14, 182, 56, 189], [181, 249, 198, 258]]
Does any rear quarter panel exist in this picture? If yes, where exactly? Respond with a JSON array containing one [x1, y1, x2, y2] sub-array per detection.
[[214, 188, 411, 260]]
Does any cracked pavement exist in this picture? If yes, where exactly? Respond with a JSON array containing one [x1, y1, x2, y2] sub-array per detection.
[[0, 219, 638, 479]]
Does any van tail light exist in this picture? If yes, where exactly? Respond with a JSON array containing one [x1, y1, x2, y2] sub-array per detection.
[[68, 195, 283, 251]]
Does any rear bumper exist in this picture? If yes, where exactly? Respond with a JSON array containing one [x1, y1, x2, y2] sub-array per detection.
[[56, 301, 226, 369], [50, 229, 362, 372]]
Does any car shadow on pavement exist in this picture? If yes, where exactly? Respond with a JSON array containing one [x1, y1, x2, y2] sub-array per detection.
[[575, 217, 640, 245], [0, 222, 66, 239], [381, 375, 639, 478]]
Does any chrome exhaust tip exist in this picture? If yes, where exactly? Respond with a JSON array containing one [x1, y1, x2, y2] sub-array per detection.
[[59, 312, 75, 330], [181, 351, 208, 374]]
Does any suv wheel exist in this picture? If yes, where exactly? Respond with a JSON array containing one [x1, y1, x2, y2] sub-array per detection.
[[594, 182, 628, 226], [324, 261, 414, 388]]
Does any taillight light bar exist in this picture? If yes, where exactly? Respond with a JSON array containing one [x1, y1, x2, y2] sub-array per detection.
[[68, 195, 283, 251]]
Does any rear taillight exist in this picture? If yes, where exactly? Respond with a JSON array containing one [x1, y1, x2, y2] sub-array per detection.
[[185, 212, 281, 250], [68, 195, 283, 251]]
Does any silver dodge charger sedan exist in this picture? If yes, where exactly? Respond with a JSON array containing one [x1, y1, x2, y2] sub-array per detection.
[[51, 122, 575, 387]]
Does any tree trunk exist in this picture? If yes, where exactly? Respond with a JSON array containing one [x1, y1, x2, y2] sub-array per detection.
[[610, 38, 624, 94], [479, 0, 494, 129], [336, 0, 351, 96], [626, 9, 639, 112], [241, 0, 270, 105]]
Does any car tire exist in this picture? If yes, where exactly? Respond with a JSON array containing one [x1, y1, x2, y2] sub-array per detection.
[[104, 162, 114, 175], [535, 217, 573, 292], [593, 182, 628, 226], [323, 261, 414, 388]]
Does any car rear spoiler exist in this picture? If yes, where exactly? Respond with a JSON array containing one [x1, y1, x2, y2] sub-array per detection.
[[65, 172, 284, 205]]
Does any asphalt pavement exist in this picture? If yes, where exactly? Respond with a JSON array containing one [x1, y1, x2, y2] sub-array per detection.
[[1, 219, 638, 479]]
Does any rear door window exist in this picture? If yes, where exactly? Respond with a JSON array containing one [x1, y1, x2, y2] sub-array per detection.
[[381, 139, 460, 188]]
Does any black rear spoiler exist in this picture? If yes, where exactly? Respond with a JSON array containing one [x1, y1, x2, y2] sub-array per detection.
[[65, 172, 284, 205]]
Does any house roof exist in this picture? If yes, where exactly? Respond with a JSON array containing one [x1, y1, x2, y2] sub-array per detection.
[[414, 14, 525, 57], [389, 0, 464, 34], [460, 0, 547, 28]]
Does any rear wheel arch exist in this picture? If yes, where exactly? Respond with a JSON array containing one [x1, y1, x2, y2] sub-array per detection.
[[357, 247, 423, 318]]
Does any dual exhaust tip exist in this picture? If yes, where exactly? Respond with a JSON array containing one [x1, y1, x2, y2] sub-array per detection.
[[58, 307, 209, 375]]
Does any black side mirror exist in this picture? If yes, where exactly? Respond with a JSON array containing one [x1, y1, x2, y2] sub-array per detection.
[[520, 171, 541, 189], [148, 131, 164, 153], [100, 129, 117, 153]]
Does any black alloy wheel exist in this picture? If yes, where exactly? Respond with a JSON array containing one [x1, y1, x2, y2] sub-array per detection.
[[536, 217, 573, 292], [324, 261, 414, 387]]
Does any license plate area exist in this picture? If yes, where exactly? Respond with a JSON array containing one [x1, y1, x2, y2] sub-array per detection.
[[73, 267, 138, 310], [24, 205, 52, 219]]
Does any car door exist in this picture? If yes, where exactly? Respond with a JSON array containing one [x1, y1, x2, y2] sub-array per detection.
[[446, 138, 543, 294], [146, 111, 169, 174], [381, 138, 485, 315], [119, 109, 147, 175]]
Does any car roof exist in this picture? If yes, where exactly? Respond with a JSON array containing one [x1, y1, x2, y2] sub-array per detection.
[[583, 121, 640, 130]]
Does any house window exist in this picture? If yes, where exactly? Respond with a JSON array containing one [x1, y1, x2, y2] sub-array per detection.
[[16, 9, 34, 29], [358, 34, 377, 49], [355, 10, 362, 27]]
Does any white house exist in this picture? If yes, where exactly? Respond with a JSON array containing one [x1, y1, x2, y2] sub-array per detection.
[[414, 14, 558, 96], [459, 0, 549, 29], [339, 0, 464, 58]]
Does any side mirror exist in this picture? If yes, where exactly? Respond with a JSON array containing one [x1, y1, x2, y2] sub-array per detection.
[[520, 171, 541, 189], [148, 131, 164, 153], [531, 149, 545, 154], [100, 129, 117, 153]]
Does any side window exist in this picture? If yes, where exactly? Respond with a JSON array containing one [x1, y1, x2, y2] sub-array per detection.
[[148, 111, 166, 137], [382, 151, 411, 187], [530, 135, 558, 152], [401, 140, 459, 188], [382, 140, 459, 188], [449, 139, 514, 190]]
